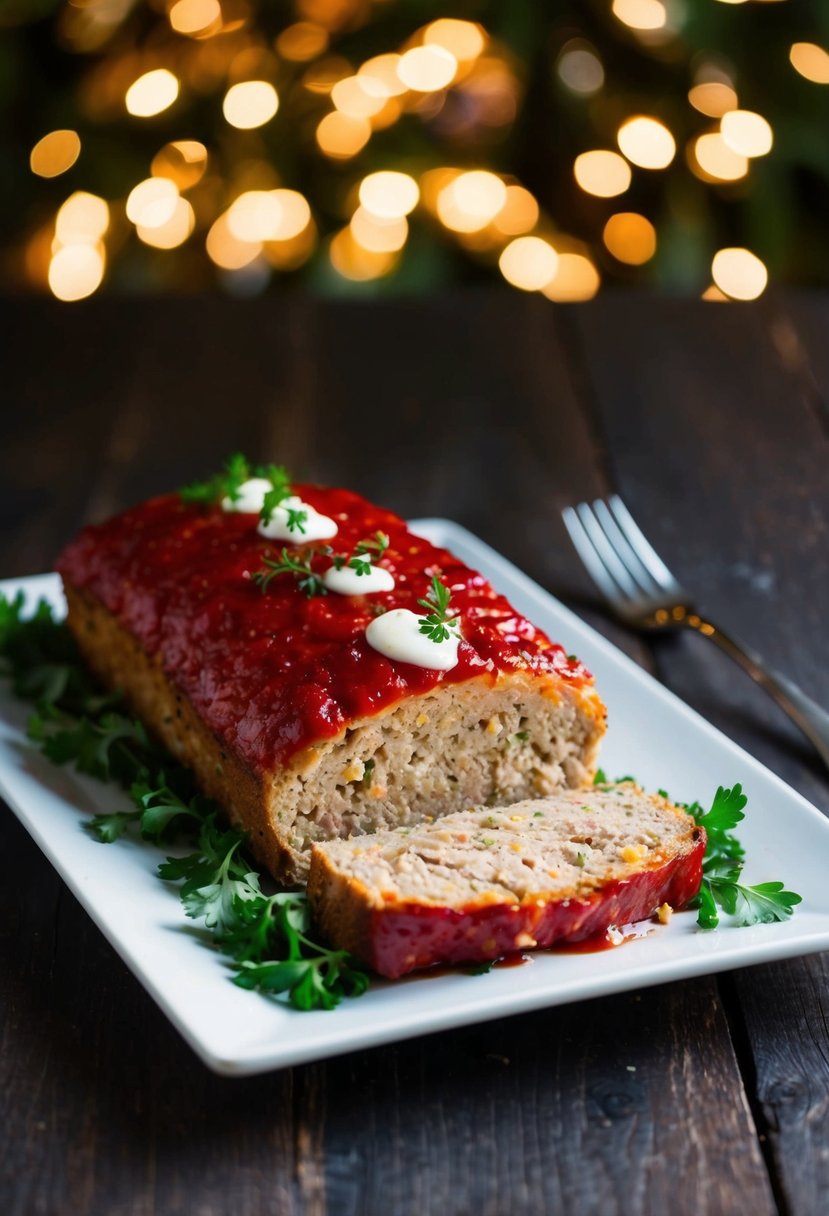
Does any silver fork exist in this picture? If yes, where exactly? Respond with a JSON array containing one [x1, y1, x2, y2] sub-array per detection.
[[563, 495, 829, 770]]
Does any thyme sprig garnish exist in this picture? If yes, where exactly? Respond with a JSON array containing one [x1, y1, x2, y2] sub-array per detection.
[[417, 574, 459, 644], [0, 592, 370, 1011], [253, 547, 331, 598]]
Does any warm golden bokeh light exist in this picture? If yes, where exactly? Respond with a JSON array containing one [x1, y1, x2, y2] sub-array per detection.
[[151, 140, 208, 189], [423, 19, 485, 62], [603, 212, 656, 264], [136, 197, 195, 248], [30, 129, 81, 178], [542, 253, 600, 302], [55, 192, 109, 244], [573, 150, 632, 198], [227, 191, 283, 241], [397, 45, 457, 93], [125, 69, 180, 117], [498, 236, 558, 291], [270, 190, 312, 239], [688, 82, 738, 118], [612, 0, 666, 31], [702, 284, 729, 301], [276, 21, 329, 61], [48, 244, 105, 301], [720, 109, 773, 158], [350, 207, 408, 253], [491, 185, 539, 236], [557, 42, 604, 96], [126, 177, 179, 229], [789, 42, 829, 85], [316, 111, 371, 158], [436, 171, 507, 233], [226, 189, 311, 242], [690, 132, 748, 182], [331, 75, 387, 118], [359, 54, 408, 98], [711, 247, 767, 300], [168, 0, 221, 37], [359, 171, 419, 219], [222, 80, 279, 129], [617, 116, 675, 169], [329, 227, 397, 281], [206, 214, 262, 268]]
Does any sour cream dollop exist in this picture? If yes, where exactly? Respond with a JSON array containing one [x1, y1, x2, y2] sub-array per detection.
[[221, 478, 273, 514], [257, 495, 338, 544], [365, 608, 460, 671], [323, 562, 395, 596]]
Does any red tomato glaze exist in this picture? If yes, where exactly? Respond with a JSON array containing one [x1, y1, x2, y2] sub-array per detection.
[[368, 836, 706, 979], [56, 486, 593, 774]]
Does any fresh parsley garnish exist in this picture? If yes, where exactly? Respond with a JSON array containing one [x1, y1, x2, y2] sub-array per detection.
[[253, 547, 330, 598], [179, 454, 292, 514], [0, 593, 370, 1012], [259, 466, 293, 525], [687, 783, 801, 929], [417, 574, 459, 644]]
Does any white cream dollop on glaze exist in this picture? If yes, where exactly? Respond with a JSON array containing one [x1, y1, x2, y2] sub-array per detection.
[[323, 562, 395, 596], [365, 608, 460, 671], [257, 495, 338, 543], [221, 477, 273, 514]]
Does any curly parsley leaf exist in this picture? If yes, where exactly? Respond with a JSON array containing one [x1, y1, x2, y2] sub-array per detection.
[[0, 592, 370, 1012], [181, 454, 293, 512]]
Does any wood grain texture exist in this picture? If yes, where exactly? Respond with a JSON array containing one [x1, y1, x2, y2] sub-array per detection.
[[572, 295, 829, 1216], [2, 291, 826, 1215]]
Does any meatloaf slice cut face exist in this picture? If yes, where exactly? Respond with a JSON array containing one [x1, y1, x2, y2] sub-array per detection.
[[308, 785, 706, 978]]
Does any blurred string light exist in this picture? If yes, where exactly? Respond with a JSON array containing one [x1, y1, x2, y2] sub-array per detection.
[[617, 117, 676, 169], [720, 109, 773, 157], [711, 247, 767, 300], [125, 69, 179, 117], [19, 1, 796, 303], [222, 81, 279, 129], [603, 213, 657, 264], [789, 42, 829, 85], [30, 130, 81, 178], [574, 150, 631, 197]]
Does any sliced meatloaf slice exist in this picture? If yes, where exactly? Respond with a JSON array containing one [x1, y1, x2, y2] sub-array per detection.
[[308, 784, 705, 977]]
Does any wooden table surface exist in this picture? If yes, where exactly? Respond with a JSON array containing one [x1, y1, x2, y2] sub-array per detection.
[[1, 292, 828, 1216]]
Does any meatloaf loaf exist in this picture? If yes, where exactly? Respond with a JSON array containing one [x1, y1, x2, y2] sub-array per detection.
[[308, 784, 705, 977], [57, 481, 606, 884]]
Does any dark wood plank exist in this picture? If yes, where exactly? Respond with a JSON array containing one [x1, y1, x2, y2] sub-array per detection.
[[572, 295, 829, 1216], [322, 978, 774, 1216], [0, 295, 781, 1216]]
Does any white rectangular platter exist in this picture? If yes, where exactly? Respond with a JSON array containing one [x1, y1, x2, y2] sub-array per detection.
[[2, 519, 829, 1077]]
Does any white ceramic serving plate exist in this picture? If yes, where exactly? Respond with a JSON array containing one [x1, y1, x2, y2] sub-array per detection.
[[2, 520, 829, 1077]]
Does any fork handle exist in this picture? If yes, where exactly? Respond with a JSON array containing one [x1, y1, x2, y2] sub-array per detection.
[[683, 618, 829, 768]]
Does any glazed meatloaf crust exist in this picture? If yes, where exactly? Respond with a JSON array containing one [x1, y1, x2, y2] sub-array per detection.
[[57, 484, 606, 884], [308, 785, 705, 977]]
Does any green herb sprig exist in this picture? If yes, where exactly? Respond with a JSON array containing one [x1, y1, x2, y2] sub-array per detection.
[[179, 453, 292, 514], [253, 547, 331, 598], [0, 592, 369, 1011], [417, 574, 459, 644], [593, 770, 801, 931]]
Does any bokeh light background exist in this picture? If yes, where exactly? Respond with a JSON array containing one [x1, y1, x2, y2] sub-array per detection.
[[4, 0, 829, 303]]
